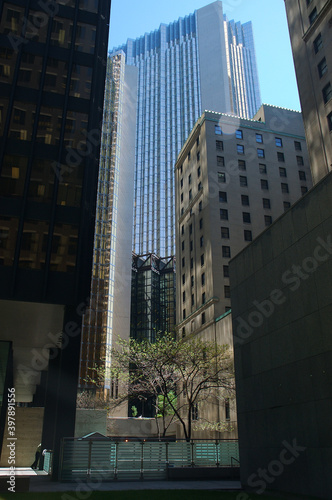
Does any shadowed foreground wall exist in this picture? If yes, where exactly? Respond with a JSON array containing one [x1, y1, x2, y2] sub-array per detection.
[[230, 171, 332, 499]]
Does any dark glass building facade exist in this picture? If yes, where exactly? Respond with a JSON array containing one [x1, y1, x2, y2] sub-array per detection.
[[131, 253, 176, 343], [0, 0, 111, 477]]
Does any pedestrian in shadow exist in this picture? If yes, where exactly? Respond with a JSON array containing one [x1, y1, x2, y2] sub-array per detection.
[[31, 443, 41, 469]]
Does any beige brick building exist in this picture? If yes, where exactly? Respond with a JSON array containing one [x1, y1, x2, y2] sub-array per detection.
[[175, 105, 312, 335], [284, 0, 332, 183], [174, 105, 312, 437]]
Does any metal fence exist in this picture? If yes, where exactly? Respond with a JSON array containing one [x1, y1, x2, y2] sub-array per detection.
[[59, 439, 239, 481]]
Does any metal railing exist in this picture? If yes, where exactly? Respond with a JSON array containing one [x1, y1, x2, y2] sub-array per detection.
[[43, 450, 53, 474], [59, 438, 239, 481]]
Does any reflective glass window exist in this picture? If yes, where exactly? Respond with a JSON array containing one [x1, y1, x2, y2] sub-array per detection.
[[0, 154, 28, 197], [0, 216, 19, 267]]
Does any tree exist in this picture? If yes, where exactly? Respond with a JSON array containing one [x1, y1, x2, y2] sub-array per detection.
[[87, 333, 235, 441]]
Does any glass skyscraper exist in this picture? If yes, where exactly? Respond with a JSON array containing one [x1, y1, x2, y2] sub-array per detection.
[[111, 1, 261, 257]]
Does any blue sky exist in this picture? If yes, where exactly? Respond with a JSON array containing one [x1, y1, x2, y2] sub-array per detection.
[[108, 0, 301, 112]]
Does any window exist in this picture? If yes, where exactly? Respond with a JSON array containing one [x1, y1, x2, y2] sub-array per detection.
[[181, 192, 183, 203], [181, 207, 184, 216], [202, 292, 206, 305], [197, 151, 200, 161], [256, 133, 263, 143], [200, 235, 204, 247], [279, 167, 287, 177], [259, 163, 267, 174], [257, 148, 265, 158], [309, 8, 317, 25], [197, 166, 201, 178], [242, 212, 251, 223], [189, 224, 193, 235], [263, 198, 271, 209], [284, 201, 291, 211], [277, 152, 285, 162], [222, 246, 231, 258], [198, 182, 202, 191], [225, 399, 230, 421], [327, 112, 332, 131], [181, 225, 184, 235], [220, 208, 228, 220], [201, 254, 204, 267], [236, 129, 243, 139], [199, 201, 202, 212], [221, 227, 230, 239], [188, 151, 191, 161], [296, 156, 304, 166], [238, 159, 246, 171], [182, 257, 185, 268], [191, 294, 195, 307], [183, 291, 186, 302], [199, 218, 203, 229], [240, 175, 247, 187], [183, 309, 186, 320], [215, 125, 222, 135], [201, 273, 205, 286], [218, 172, 226, 183], [301, 186, 308, 195], [190, 240, 193, 251], [190, 257, 193, 269], [216, 140, 223, 151], [224, 285, 230, 298], [180, 178, 183, 188], [180, 164, 183, 174], [299, 171, 306, 181], [182, 274, 185, 285], [244, 230, 252, 242], [182, 241, 184, 251], [223, 265, 229, 278], [265, 215, 272, 226], [318, 58, 328, 78], [217, 156, 225, 167], [188, 174, 192, 185], [189, 189, 192, 200], [306, 0, 312, 6], [182, 327, 185, 338], [196, 136, 200, 147], [314, 33, 323, 54], [237, 144, 244, 155], [261, 179, 269, 190], [294, 141, 302, 151], [281, 183, 289, 193], [191, 275, 194, 287], [219, 191, 227, 203], [201, 313, 206, 325], [322, 82, 332, 104], [241, 194, 249, 206]]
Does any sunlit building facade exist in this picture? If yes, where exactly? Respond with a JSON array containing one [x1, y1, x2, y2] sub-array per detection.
[[111, 1, 261, 256], [80, 52, 137, 390]]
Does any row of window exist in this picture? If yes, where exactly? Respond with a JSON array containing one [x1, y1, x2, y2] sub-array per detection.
[[312, 31, 332, 127], [218, 180, 307, 196], [220, 209, 272, 225], [215, 126, 303, 152], [217, 168, 306, 184]]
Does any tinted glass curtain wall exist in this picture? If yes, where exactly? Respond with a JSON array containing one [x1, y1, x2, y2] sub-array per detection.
[[0, 0, 110, 303], [0, 0, 111, 477]]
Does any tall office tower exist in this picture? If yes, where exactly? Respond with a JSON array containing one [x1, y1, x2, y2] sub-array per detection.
[[111, 1, 261, 257], [0, 0, 111, 477], [284, 0, 332, 184], [80, 52, 137, 391], [175, 105, 312, 332]]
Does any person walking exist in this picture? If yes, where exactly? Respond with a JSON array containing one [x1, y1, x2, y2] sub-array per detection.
[[31, 443, 41, 469]]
